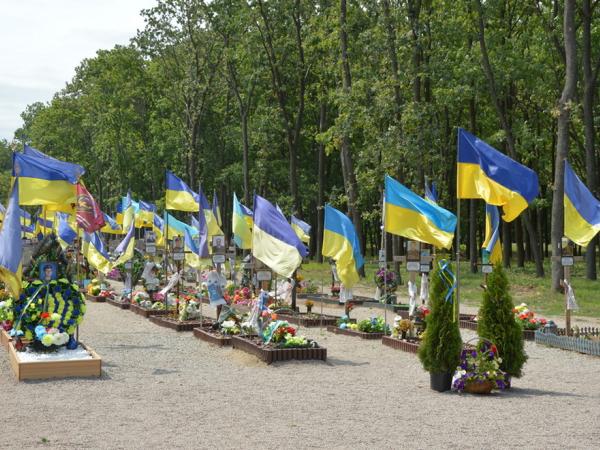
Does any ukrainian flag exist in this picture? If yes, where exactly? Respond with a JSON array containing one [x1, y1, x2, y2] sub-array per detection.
[[190, 211, 209, 257], [136, 201, 156, 228], [384, 175, 457, 249], [0, 181, 23, 296], [112, 219, 135, 267], [252, 194, 308, 277], [564, 160, 600, 246], [35, 209, 55, 236], [82, 231, 112, 274], [164, 212, 199, 238], [13, 151, 81, 206], [152, 214, 165, 247], [457, 128, 539, 222], [121, 192, 135, 232], [24, 144, 85, 179], [425, 180, 438, 204], [322, 204, 363, 288], [199, 187, 224, 239], [482, 204, 502, 264], [291, 215, 311, 244], [165, 170, 199, 211], [56, 212, 77, 249], [101, 213, 123, 235], [232, 193, 252, 249], [212, 191, 222, 227], [183, 227, 202, 269]]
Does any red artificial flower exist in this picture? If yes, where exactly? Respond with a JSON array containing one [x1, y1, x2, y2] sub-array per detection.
[[490, 344, 497, 354], [529, 318, 537, 324], [40, 312, 50, 319]]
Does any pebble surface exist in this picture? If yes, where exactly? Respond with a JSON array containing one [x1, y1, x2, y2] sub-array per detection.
[[1, 298, 599, 449]]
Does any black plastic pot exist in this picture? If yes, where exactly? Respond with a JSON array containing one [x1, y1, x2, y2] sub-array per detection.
[[430, 371, 453, 392]]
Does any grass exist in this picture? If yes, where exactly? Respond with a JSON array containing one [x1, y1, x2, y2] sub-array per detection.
[[299, 260, 600, 320]]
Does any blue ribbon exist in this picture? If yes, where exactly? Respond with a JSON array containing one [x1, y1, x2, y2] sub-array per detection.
[[437, 259, 456, 303]]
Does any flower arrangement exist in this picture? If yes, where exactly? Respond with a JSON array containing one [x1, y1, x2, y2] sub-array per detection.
[[151, 301, 165, 310], [32, 324, 70, 351], [10, 279, 86, 343], [451, 340, 508, 393], [305, 300, 314, 313], [132, 290, 150, 305], [303, 280, 319, 295], [231, 286, 254, 306], [357, 316, 390, 334], [414, 305, 430, 321], [374, 268, 399, 292], [221, 320, 241, 335], [178, 297, 201, 321], [87, 279, 102, 296], [262, 320, 315, 348], [0, 296, 14, 330], [107, 267, 121, 280], [392, 316, 414, 338], [513, 303, 547, 330]]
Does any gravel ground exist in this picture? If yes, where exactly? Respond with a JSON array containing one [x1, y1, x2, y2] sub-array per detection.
[[1, 298, 599, 449]]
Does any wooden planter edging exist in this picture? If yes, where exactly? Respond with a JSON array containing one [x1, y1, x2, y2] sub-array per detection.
[[85, 294, 106, 303], [326, 325, 386, 340], [149, 316, 212, 332], [106, 298, 130, 309], [459, 319, 536, 341], [231, 336, 327, 364], [7, 341, 102, 381], [535, 331, 600, 357], [278, 314, 355, 328], [129, 304, 172, 318], [382, 336, 420, 354], [1, 329, 11, 348], [193, 327, 231, 346]]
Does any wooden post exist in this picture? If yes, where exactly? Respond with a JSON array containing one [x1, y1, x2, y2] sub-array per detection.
[[565, 264, 571, 336]]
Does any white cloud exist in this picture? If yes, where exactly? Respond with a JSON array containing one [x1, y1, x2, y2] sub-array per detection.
[[0, 0, 157, 140]]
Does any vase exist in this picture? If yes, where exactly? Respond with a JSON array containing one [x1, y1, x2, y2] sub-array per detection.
[[401, 331, 407, 340], [307, 306, 312, 314], [66, 335, 78, 350], [464, 380, 494, 394], [430, 371, 453, 392]]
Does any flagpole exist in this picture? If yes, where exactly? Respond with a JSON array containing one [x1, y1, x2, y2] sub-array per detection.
[[198, 182, 204, 326], [455, 131, 461, 319], [164, 210, 169, 311], [381, 188, 387, 330]]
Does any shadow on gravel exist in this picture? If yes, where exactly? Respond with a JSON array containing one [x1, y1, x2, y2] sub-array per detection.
[[152, 368, 180, 375], [325, 358, 370, 367], [503, 387, 584, 398], [101, 344, 168, 350]]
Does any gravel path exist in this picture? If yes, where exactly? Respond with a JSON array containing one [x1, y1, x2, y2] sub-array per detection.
[[1, 299, 599, 449]]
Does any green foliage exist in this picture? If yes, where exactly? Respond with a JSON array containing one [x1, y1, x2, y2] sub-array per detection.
[[357, 316, 389, 334], [477, 264, 527, 378], [418, 260, 462, 373]]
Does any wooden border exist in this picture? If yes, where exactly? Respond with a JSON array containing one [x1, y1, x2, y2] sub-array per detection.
[[535, 331, 600, 356], [7, 341, 102, 381], [1, 328, 11, 348], [106, 298, 130, 309], [193, 327, 232, 346], [129, 304, 172, 318], [326, 325, 386, 340], [382, 336, 420, 353], [149, 316, 212, 332], [85, 294, 106, 303], [231, 336, 326, 364], [459, 319, 536, 341], [278, 314, 355, 328]]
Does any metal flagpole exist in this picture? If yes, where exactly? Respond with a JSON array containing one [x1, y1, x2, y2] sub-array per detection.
[[381, 189, 388, 329], [455, 133, 461, 319], [164, 210, 169, 310], [198, 183, 204, 325]]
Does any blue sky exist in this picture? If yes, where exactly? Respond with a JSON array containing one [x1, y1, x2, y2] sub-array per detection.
[[0, 0, 157, 141]]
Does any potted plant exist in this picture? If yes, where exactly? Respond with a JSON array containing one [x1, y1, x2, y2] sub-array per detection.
[[305, 300, 314, 314], [477, 264, 527, 384], [451, 339, 508, 394], [418, 259, 462, 392]]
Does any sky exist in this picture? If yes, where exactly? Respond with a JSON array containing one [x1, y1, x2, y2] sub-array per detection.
[[0, 0, 158, 141]]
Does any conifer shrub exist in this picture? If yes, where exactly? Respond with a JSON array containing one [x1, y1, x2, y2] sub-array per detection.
[[477, 264, 527, 378], [418, 260, 462, 373]]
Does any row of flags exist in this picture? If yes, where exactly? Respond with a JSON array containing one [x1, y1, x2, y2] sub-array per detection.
[[3, 127, 600, 297]]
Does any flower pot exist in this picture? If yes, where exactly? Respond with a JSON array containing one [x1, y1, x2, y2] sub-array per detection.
[[464, 380, 494, 395], [430, 371, 452, 392]]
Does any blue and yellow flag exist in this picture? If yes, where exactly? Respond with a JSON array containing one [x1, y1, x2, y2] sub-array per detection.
[[82, 231, 111, 274], [482, 204, 502, 264], [253, 194, 307, 277], [121, 192, 135, 232], [291, 215, 311, 244], [183, 227, 202, 269], [24, 145, 85, 179], [232, 193, 253, 249], [190, 211, 209, 258], [564, 160, 600, 246], [425, 180, 438, 204], [0, 181, 23, 296], [457, 128, 539, 222], [165, 171, 199, 212], [212, 191, 222, 227], [56, 212, 77, 249], [322, 204, 363, 288], [136, 201, 156, 228], [112, 218, 135, 267], [13, 150, 81, 206], [164, 212, 199, 238], [101, 213, 122, 235], [199, 187, 224, 241], [152, 214, 165, 247], [384, 175, 457, 249]]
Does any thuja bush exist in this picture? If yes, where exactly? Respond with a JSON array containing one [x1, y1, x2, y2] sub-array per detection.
[[477, 264, 527, 378], [418, 260, 462, 373]]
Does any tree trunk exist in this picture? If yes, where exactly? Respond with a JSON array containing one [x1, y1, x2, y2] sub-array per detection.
[[316, 102, 327, 263], [502, 221, 511, 268], [515, 218, 525, 267], [381, 0, 402, 123], [339, 0, 364, 274], [241, 111, 250, 205], [551, 0, 577, 291], [583, 0, 597, 280]]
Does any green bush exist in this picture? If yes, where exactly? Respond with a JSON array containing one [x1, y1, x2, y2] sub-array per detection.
[[477, 264, 527, 378], [418, 260, 462, 373]]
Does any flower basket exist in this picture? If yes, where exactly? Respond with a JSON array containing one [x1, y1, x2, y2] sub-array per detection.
[[463, 380, 494, 395]]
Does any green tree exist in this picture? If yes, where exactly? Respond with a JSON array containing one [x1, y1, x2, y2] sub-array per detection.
[[477, 264, 527, 378]]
